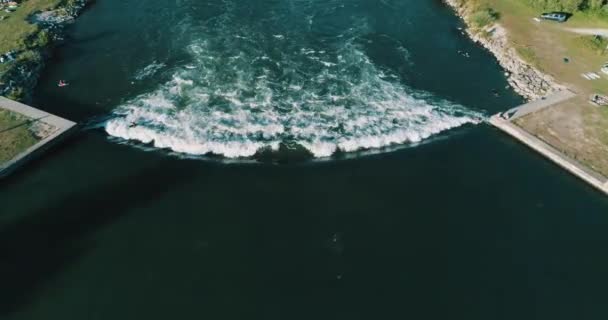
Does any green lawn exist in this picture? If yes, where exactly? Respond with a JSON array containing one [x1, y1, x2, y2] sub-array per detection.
[[0, 0, 63, 53], [463, 0, 608, 95], [457, 0, 608, 177], [566, 10, 608, 29], [0, 108, 38, 164], [0, 0, 66, 99]]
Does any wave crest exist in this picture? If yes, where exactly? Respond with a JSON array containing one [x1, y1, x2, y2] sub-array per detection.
[[105, 16, 483, 159]]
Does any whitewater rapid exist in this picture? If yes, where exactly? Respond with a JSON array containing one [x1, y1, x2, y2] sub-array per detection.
[[105, 2, 483, 158]]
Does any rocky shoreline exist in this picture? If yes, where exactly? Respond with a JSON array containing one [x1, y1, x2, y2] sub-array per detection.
[[0, 0, 90, 102], [443, 0, 564, 101]]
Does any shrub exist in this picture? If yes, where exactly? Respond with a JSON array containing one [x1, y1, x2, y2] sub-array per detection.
[[575, 35, 608, 55], [471, 6, 500, 29], [522, 0, 607, 13]]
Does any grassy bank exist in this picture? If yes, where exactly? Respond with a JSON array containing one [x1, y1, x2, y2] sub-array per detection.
[[456, 0, 608, 96], [0, 109, 38, 164], [455, 0, 608, 178], [0, 0, 78, 100], [0, 0, 63, 53]]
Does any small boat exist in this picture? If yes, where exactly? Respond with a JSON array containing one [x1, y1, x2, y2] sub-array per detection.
[[58, 80, 69, 87], [185, 65, 197, 70]]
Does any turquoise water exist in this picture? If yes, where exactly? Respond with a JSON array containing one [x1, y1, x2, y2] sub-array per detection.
[[1, 0, 608, 319]]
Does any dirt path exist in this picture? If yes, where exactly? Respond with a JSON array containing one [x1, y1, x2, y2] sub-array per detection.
[[565, 28, 608, 37]]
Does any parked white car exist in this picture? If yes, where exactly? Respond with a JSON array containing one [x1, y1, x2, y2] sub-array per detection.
[[602, 64, 608, 75], [540, 12, 568, 22]]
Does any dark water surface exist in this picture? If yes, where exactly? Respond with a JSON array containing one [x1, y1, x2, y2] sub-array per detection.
[[2, 0, 608, 319]]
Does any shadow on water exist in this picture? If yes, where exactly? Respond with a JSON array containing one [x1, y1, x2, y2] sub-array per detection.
[[64, 30, 117, 46], [0, 159, 193, 315], [32, 86, 115, 122]]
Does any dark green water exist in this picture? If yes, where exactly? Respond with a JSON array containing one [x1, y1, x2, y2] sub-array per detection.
[[2, 0, 608, 319]]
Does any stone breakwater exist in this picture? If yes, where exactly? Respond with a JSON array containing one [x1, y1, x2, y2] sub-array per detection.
[[0, 0, 90, 102], [443, 0, 563, 101]]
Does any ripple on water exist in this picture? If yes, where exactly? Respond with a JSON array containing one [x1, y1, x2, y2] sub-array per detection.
[[105, 4, 484, 159]]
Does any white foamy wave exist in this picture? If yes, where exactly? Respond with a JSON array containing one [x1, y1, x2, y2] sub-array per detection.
[[133, 61, 166, 81], [106, 16, 483, 159]]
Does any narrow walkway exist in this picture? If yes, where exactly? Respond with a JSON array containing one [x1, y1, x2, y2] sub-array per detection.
[[0, 96, 74, 130], [565, 28, 608, 37], [503, 90, 577, 120]]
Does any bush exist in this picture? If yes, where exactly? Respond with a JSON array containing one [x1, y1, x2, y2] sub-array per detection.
[[30, 30, 50, 48], [471, 6, 500, 29], [522, 0, 607, 13], [6, 87, 24, 101], [575, 35, 608, 55]]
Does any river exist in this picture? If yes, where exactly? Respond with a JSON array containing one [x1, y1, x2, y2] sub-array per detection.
[[1, 0, 608, 319]]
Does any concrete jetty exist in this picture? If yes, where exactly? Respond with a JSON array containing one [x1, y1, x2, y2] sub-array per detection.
[[490, 90, 608, 195], [0, 96, 76, 178], [502, 90, 577, 120]]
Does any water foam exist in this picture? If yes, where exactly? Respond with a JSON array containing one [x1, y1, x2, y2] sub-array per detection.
[[133, 61, 167, 81], [105, 5, 483, 159]]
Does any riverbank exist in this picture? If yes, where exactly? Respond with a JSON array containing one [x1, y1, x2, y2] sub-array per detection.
[[0, 96, 75, 178], [443, 0, 564, 100], [490, 89, 608, 195], [445, 0, 608, 192], [491, 111, 608, 194], [0, 0, 86, 176], [0, 0, 90, 102]]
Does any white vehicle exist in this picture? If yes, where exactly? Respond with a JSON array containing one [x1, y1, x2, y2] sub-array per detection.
[[540, 12, 568, 22], [601, 64, 608, 75]]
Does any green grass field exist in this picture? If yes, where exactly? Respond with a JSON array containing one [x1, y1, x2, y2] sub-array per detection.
[[461, 0, 608, 96], [460, 0, 608, 177], [0, 0, 66, 99], [0, 108, 38, 164], [0, 0, 63, 53]]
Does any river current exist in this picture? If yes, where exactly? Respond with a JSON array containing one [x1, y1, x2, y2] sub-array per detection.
[[103, 0, 483, 158], [1, 0, 608, 319]]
